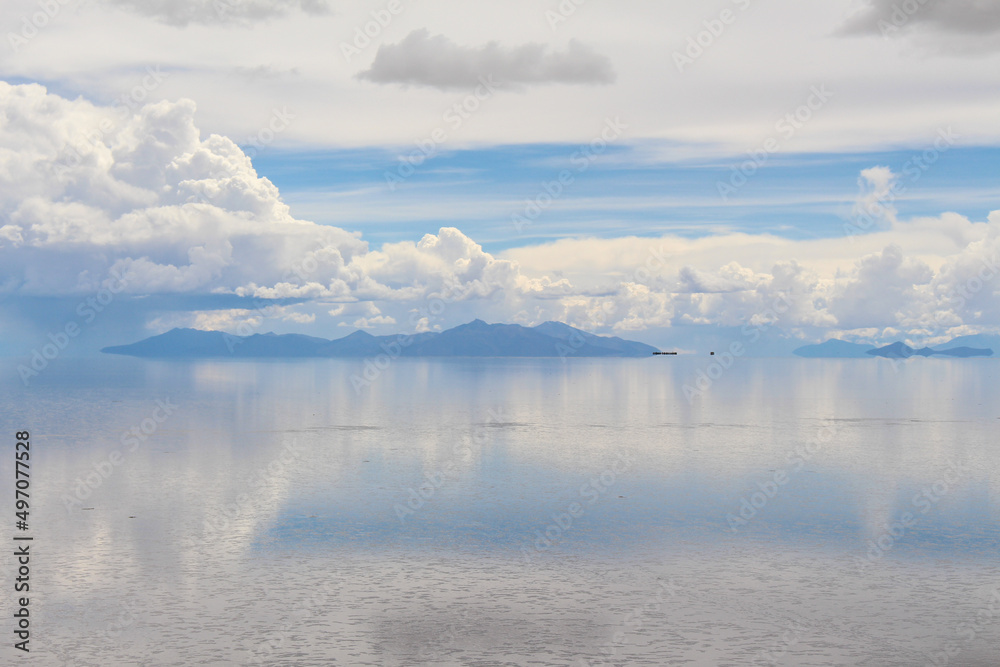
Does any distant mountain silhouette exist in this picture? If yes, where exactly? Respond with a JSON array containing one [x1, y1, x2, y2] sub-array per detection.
[[933, 333, 1000, 353], [794, 337, 994, 359], [101, 320, 660, 359], [532, 321, 656, 356], [867, 342, 993, 359]]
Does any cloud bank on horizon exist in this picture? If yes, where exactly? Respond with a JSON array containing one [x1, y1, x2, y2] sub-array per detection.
[[0, 81, 998, 354]]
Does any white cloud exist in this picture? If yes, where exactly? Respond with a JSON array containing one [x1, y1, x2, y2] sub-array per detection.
[[826, 244, 934, 329], [853, 166, 899, 229], [352, 315, 396, 329], [357, 30, 616, 90], [2, 82, 999, 347], [500, 180, 1000, 342]]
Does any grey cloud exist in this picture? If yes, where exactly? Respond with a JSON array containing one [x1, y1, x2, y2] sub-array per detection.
[[840, 0, 1000, 36], [357, 29, 616, 90], [102, 0, 331, 27]]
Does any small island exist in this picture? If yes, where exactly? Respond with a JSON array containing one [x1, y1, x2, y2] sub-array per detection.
[[793, 334, 996, 359]]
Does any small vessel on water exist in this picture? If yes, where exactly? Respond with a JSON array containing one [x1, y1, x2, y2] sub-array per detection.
[[652, 351, 678, 355]]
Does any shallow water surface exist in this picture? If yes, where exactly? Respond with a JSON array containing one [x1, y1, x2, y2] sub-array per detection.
[[2, 356, 998, 665]]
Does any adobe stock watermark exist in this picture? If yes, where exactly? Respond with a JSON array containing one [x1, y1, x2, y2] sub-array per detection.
[[753, 622, 806, 666], [241, 107, 295, 160], [519, 450, 633, 562], [512, 117, 628, 233], [683, 293, 792, 402], [935, 252, 1000, 329], [253, 574, 489, 666], [7, 0, 77, 54], [876, 0, 935, 39], [56, 66, 170, 177], [61, 399, 178, 512], [349, 278, 504, 393], [673, 0, 754, 73], [181, 438, 304, 552], [211, 0, 264, 21], [348, 332, 416, 394], [339, 0, 409, 62], [51, 596, 142, 666], [557, 242, 676, 359], [844, 127, 959, 240], [725, 422, 839, 533], [852, 458, 977, 572], [578, 579, 679, 666], [923, 588, 1000, 667], [246, 577, 345, 665], [393, 408, 504, 523], [717, 85, 834, 202], [384, 76, 502, 191], [546, 0, 589, 31], [17, 267, 133, 386], [413, 614, 466, 663], [221, 250, 325, 353]]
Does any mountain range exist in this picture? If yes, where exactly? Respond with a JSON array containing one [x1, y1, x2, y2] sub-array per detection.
[[101, 320, 661, 359], [793, 335, 997, 359]]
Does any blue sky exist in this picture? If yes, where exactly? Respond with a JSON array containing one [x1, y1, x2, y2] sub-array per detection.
[[1, 0, 1000, 356], [252, 144, 1000, 251]]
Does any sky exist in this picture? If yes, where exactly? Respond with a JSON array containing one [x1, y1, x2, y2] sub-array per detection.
[[1, 0, 1000, 355]]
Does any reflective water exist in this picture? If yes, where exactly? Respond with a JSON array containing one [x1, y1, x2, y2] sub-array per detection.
[[2, 356, 998, 665]]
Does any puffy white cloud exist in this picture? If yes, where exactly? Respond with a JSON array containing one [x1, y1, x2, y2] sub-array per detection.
[[827, 244, 934, 329], [853, 166, 899, 230], [357, 30, 616, 90], [2, 81, 1000, 348], [928, 222, 1000, 328], [0, 82, 365, 299], [501, 192, 1000, 342]]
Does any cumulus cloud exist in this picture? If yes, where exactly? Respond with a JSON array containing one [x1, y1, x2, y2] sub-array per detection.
[[0, 83, 364, 299], [101, 0, 331, 27], [357, 30, 616, 90], [501, 191, 1000, 344], [853, 166, 899, 230], [2, 81, 999, 350], [827, 244, 934, 329], [0, 81, 575, 336]]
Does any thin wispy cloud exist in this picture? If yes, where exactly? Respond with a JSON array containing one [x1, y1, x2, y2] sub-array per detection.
[[357, 30, 616, 90], [6, 2, 999, 149], [102, 0, 331, 27]]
